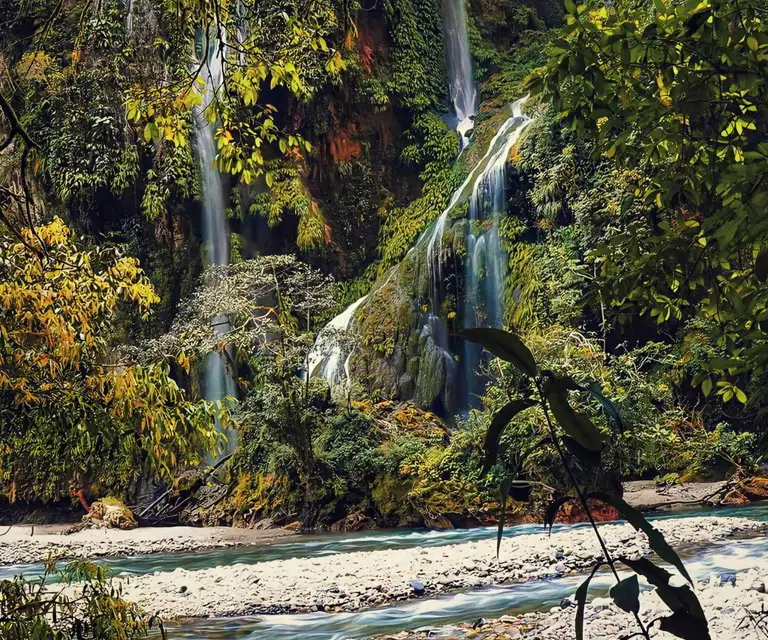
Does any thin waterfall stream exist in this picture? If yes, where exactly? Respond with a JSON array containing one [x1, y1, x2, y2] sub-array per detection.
[[308, 99, 530, 411], [195, 34, 237, 458], [441, 0, 476, 145]]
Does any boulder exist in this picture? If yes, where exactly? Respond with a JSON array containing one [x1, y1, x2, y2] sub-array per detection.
[[330, 512, 377, 532], [82, 497, 137, 530], [421, 513, 454, 530]]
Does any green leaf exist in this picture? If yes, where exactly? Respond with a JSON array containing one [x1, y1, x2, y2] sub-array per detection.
[[497, 478, 511, 558], [620, 557, 710, 640], [562, 435, 602, 467], [610, 575, 640, 614], [597, 494, 693, 585], [584, 381, 626, 432], [747, 36, 759, 52], [701, 377, 713, 397], [660, 610, 710, 639], [575, 562, 603, 640], [545, 386, 605, 452], [708, 358, 740, 370], [564, 0, 577, 15], [482, 398, 536, 473], [544, 495, 573, 533], [458, 328, 538, 377]]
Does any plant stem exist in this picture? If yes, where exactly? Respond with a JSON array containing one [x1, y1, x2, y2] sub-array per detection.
[[535, 379, 651, 640]]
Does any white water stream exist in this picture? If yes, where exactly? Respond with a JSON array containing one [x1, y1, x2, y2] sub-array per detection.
[[441, 0, 477, 146], [195, 33, 237, 458]]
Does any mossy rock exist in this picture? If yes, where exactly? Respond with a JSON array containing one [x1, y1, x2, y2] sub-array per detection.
[[83, 497, 137, 530]]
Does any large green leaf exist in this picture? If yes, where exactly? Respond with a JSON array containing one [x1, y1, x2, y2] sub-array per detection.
[[659, 609, 711, 640], [620, 557, 710, 640], [544, 495, 574, 533], [575, 562, 603, 640], [609, 575, 640, 614], [561, 435, 602, 467], [544, 375, 626, 433], [458, 328, 538, 377], [596, 494, 693, 585], [482, 398, 536, 473], [545, 387, 605, 452], [496, 478, 511, 558], [584, 381, 626, 432]]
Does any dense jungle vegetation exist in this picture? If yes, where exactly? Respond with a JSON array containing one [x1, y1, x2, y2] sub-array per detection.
[[1, 0, 767, 540]]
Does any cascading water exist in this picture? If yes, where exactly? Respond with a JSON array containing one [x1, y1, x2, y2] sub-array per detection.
[[125, 0, 134, 32], [307, 295, 368, 387], [309, 99, 532, 414], [195, 34, 238, 458], [461, 100, 531, 403], [417, 98, 531, 410], [441, 0, 476, 146]]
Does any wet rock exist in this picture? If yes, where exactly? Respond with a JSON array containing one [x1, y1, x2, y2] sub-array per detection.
[[330, 512, 377, 532], [409, 580, 425, 595]]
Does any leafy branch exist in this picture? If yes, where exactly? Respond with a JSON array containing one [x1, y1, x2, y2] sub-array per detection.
[[460, 327, 710, 640]]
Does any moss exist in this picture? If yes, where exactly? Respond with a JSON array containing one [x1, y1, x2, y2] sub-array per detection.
[[371, 472, 416, 519], [228, 473, 297, 518]]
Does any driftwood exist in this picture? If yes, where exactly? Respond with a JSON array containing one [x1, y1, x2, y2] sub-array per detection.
[[637, 481, 739, 512], [138, 453, 234, 525]]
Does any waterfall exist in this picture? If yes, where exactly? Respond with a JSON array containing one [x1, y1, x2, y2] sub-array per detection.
[[462, 99, 531, 403], [441, 0, 476, 147], [125, 0, 134, 32], [195, 34, 238, 458], [423, 98, 530, 317], [307, 295, 368, 386], [309, 99, 532, 414]]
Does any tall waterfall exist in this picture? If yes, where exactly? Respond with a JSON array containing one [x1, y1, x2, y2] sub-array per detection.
[[195, 35, 238, 458], [309, 99, 532, 413], [125, 0, 134, 32], [461, 99, 531, 403], [441, 0, 476, 146]]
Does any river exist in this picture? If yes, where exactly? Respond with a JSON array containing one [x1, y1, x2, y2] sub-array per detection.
[[4, 504, 767, 639]]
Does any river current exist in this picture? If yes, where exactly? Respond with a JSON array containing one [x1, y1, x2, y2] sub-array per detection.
[[4, 504, 767, 639]]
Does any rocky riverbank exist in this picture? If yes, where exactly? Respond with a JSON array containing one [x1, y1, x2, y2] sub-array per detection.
[[0, 524, 294, 566], [379, 562, 768, 639], [113, 515, 763, 619]]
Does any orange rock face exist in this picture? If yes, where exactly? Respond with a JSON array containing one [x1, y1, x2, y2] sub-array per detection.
[[741, 477, 768, 501], [556, 498, 621, 524]]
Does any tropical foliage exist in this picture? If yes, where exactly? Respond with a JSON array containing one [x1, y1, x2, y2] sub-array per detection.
[[462, 326, 709, 640], [0, 218, 220, 502], [529, 0, 768, 406], [0, 559, 161, 639], [0, 0, 766, 612]]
